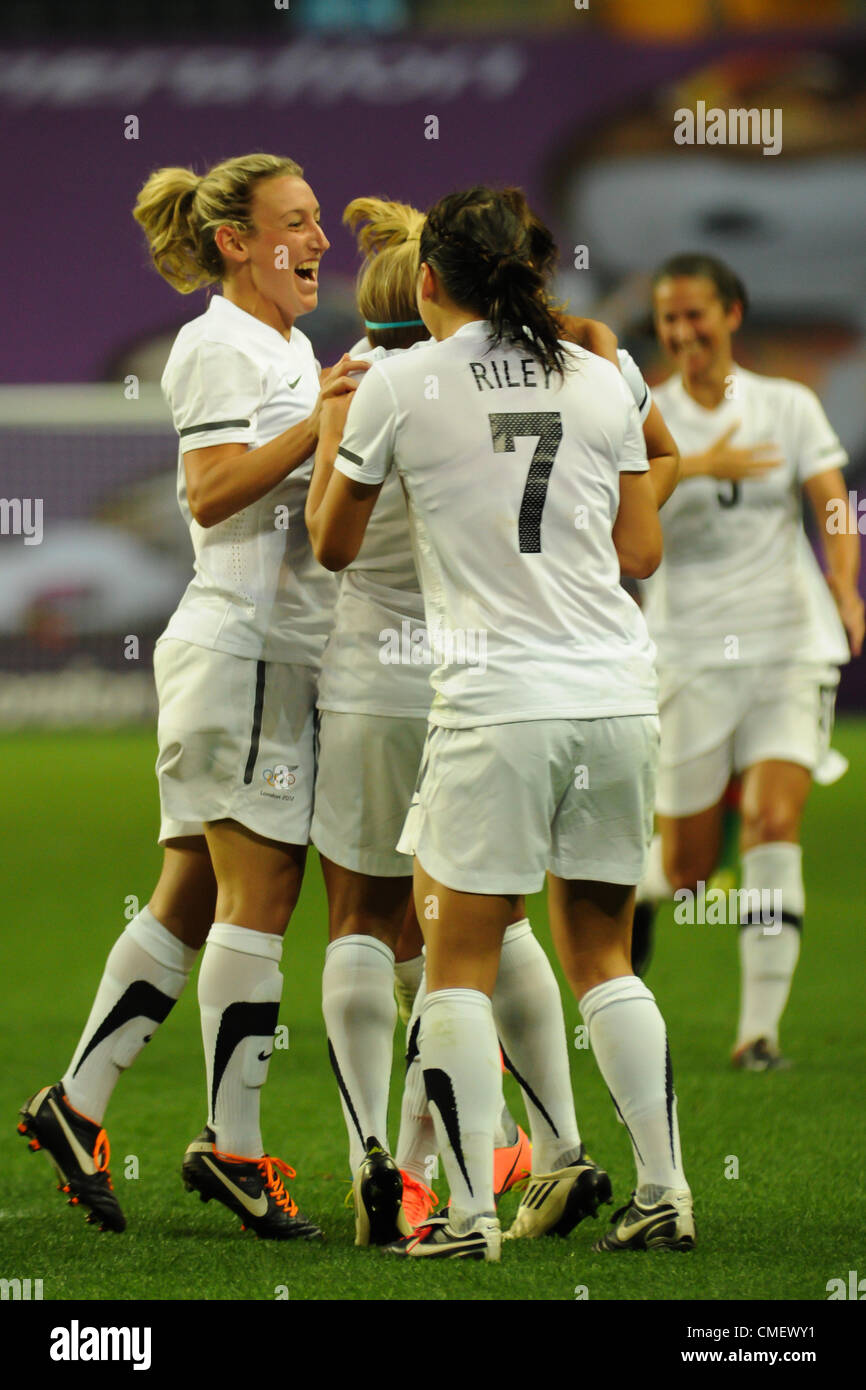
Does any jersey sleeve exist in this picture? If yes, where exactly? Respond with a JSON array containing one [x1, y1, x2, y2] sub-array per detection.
[[614, 373, 650, 473], [164, 340, 264, 454], [791, 385, 848, 483], [334, 365, 398, 487], [617, 348, 652, 422]]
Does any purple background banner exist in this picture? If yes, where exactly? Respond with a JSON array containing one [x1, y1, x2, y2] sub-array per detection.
[[1, 27, 856, 383]]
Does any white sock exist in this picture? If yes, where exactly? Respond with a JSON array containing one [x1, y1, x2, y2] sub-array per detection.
[[394, 952, 425, 1027], [322, 934, 397, 1175], [493, 1099, 519, 1149], [637, 833, 673, 904], [197, 923, 283, 1158], [493, 919, 581, 1172], [420, 988, 500, 1232], [736, 842, 803, 1049], [580, 975, 687, 1196], [63, 907, 197, 1123], [395, 972, 438, 1185]]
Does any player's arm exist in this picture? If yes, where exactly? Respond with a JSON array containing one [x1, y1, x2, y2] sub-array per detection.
[[802, 467, 864, 657], [306, 367, 394, 571], [555, 313, 619, 367], [679, 423, 782, 480], [185, 355, 367, 529], [641, 401, 680, 509], [613, 471, 663, 579]]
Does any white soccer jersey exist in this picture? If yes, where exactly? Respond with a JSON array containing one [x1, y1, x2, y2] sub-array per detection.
[[333, 319, 658, 727], [643, 367, 849, 668], [318, 337, 655, 718], [160, 294, 337, 667]]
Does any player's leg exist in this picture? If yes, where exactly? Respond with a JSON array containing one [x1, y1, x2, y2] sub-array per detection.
[[396, 899, 535, 1224], [18, 838, 212, 1233], [548, 713, 692, 1251], [400, 860, 508, 1258], [318, 853, 419, 1244], [549, 875, 693, 1251], [633, 668, 739, 974], [732, 758, 811, 1068], [184, 819, 321, 1239], [730, 662, 837, 1068], [393, 894, 424, 1024], [180, 653, 322, 1238]]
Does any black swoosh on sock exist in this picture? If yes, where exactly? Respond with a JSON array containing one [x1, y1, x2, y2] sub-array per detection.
[[423, 1067, 473, 1197], [327, 1039, 365, 1145], [211, 1001, 279, 1116], [499, 1042, 559, 1138], [72, 981, 177, 1077], [405, 1015, 421, 1072], [606, 1086, 644, 1166], [665, 1037, 676, 1167]]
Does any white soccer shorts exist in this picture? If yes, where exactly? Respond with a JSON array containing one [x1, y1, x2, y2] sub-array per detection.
[[654, 661, 840, 818], [397, 714, 659, 895], [154, 638, 317, 845]]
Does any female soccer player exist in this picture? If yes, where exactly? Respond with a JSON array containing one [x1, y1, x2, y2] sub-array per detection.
[[316, 195, 586, 1245], [636, 253, 863, 1069], [306, 186, 692, 1261], [19, 153, 364, 1238]]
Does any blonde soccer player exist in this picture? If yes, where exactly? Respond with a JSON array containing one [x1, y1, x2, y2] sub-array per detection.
[[635, 253, 863, 1070], [19, 154, 364, 1238], [306, 186, 693, 1261]]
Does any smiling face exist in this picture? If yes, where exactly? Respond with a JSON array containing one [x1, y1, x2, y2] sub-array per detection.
[[217, 175, 330, 328], [653, 275, 742, 381]]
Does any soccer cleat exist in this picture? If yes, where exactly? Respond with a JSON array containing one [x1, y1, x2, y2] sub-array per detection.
[[731, 1037, 792, 1072], [504, 1146, 612, 1239], [592, 1188, 695, 1252], [493, 1123, 532, 1199], [399, 1172, 438, 1229], [353, 1137, 412, 1246], [631, 901, 656, 977], [17, 1083, 126, 1232], [385, 1213, 501, 1261], [182, 1127, 323, 1240]]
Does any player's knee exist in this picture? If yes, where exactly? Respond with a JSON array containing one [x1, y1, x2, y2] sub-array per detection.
[[741, 802, 799, 846], [664, 852, 717, 894]]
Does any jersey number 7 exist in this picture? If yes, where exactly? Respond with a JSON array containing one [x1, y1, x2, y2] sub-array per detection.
[[488, 411, 563, 553]]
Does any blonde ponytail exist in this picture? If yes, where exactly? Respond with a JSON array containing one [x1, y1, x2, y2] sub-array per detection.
[[134, 152, 303, 294], [343, 196, 426, 348]]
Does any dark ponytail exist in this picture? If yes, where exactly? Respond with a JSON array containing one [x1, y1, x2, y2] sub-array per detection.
[[419, 186, 570, 380]]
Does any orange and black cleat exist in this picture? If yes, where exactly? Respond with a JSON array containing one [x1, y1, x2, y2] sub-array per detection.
[[182, 1126, 323, 1241], [18, 1084, 126, 1232]]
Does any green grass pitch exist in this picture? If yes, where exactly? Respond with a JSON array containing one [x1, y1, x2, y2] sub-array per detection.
[[1, 721, 864, 1302]]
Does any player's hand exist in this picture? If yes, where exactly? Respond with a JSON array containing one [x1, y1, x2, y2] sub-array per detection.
[[557, 314, 619, 366], [310, 355, 368, 434], [319, 390, 354, 439], [828, 576, 865, 657], [701, 424, 783, 480]]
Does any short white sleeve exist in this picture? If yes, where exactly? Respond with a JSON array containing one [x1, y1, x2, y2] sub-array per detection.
[[615, 375, 650, 473], [617, 348, 652, 422], [791, 385, 848, 483], [333, 365, 399, 487], [164, 341, 263, 454]]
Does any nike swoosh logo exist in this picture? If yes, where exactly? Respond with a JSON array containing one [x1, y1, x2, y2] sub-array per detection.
[[258, 1050, 273, 1062], [201, 1156, 269, 1217], [619, 1208, 675, 1240], [49, 1098, 97, 1175], [287, 375, 302, 389]]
